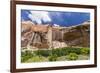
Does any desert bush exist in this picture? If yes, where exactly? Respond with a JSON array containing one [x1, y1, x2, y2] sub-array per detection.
[[66, 47, 82, 54], [51, 48, 69, 57], [53, 47, 82, 56], [33, 47, 85, 57], [34, 50, 51, 57], [27, 56, 45, 62], [21, 47, 90, 62], [80, 48, 90, 55], [48, 54, 58, 61], [67, 53, 78, 60], [21, 51, 34, 62]]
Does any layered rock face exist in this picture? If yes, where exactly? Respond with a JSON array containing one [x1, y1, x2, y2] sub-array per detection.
[[21, 21, 90, 49]]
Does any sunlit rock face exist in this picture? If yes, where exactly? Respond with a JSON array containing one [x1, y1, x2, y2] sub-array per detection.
[[21, 21, 90, 49]]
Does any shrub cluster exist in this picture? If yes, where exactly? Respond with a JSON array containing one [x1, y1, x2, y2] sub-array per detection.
[[67, 53, 78, 60], [80, 48, 90, 55], [34, 50, 51, 57], [48, 54, 57, 61], [21, 51, 34, 62], [21, 47, 90, 62]]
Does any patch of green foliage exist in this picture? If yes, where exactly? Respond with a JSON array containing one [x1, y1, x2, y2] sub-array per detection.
[[34, 50, 52, 57], [26, 56, 46, 62], [21, 50, 34, 62], [67, 53, 78, 60], [80, 48, 90, 55], [21, 47, 90, 62], [48, 54, 58, 61]]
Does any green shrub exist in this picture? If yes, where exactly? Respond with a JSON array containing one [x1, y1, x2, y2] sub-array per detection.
[[48, 54, 58, 61], [21, 51, 34, 62], [34, 50, 51, 57], [21, 47, 90, 62], [33, 47, 85, 58], [66, 47, 81, 54], [51, 49, 67, 57], [61, 47, 81, 54], [81, 48, 90, 55], [67, 53, 78, 60], [51, 47, 82, 57], [26, 56, 45, 62]]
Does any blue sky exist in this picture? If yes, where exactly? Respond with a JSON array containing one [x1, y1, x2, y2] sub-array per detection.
[[21, 10, 90, 27]]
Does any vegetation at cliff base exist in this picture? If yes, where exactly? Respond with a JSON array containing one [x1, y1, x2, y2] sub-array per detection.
[[21, 47, 90, 63]]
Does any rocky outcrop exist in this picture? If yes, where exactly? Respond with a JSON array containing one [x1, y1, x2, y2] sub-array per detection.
[[21, 21, 90, 49], [63, 21, 90, 47], [52, 41, 67, 49]]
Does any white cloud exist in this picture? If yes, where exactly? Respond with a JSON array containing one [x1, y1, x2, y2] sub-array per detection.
[[28, 11, 51, 24], [54, 24, 60, 27]]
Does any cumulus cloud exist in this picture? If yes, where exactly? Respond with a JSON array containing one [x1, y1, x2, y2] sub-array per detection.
[[28, 11, 52, 24]]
